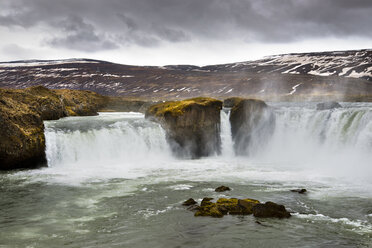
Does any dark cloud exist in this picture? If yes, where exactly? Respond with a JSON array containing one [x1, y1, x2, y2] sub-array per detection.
[[1, 0, 371, 51], [46, 15, 118, 51]]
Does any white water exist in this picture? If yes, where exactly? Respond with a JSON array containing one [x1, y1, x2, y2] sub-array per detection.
[[255, 103, 372, 183], [220, 109, 234, 157], [40, 103, 372, 192], [43, 112, 172, 183]]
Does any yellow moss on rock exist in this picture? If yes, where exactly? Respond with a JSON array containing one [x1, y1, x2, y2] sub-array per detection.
[[146, 97, 222, 118], [194, 197, 260, 218]]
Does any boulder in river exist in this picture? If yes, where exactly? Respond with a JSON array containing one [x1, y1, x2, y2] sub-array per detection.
[[290, 189, 307, 194], [252, 201, 291, 218], [193, 197, 260, 218], [229, 98, 275, 156], [215, 185, 231, 192], [183, 198, 197, 206], [145, 97, 223, 158]]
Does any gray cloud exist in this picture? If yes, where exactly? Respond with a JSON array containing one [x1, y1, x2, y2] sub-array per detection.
[[1, 0, 371, 52], [46, 15, 118, 51]]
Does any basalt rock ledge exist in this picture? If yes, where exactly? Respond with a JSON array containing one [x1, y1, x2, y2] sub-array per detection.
[[145, 97, 223, 158], [229, 98, 275, 156]]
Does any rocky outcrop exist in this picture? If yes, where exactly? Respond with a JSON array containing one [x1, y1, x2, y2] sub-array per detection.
[[183, 198, 197, 206], [223, 97, 243, 108], [187, 197, 290, 218], [145, 97, 223, 158], [0, 86, 111, 170], [316, 101, 342, 110], [252, 201, 291, 218], [215, 185, 231, 192], [229, 98, 275, 156]]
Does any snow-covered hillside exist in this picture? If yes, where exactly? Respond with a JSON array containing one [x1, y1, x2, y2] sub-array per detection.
[[0, 50, 371, 100], [198, 49, 372, 81]]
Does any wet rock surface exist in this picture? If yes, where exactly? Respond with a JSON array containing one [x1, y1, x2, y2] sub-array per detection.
[[290, 189, 307, 194], [215, 185, 231, 192], [229, 98, 275, 156], [223, 97, 243, 108], [184, 196, 291, 219], [183, 198, 197, 206], [145, 97, 223, 158], [252, 201, 291, 218]]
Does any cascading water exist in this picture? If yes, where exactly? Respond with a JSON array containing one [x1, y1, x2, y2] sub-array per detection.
[[251, 102, 372, 181], [43, 104, 372, 182], [220, 109, 234, 157], [44, 112, 172, 180]]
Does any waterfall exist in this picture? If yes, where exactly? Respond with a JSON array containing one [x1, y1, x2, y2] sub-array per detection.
[[220, 109, 234, 157], [44, 104, 372, 181], [245, 102, 372, 179], [262, 103, 372, 157], [44, 112, 172, 169]]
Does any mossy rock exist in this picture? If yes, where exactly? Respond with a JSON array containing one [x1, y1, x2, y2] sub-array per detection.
[[146, 97, 222, 118], [146, 97, 223, 158], [216, 198, 260, 215], [194, 197, 260, 218]]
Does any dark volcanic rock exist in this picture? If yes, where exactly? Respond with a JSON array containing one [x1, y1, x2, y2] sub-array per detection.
[[229, 98, 275, 156], [145, 97, 223, 158], [316, 101, 342, 110], [223, 97, 243, 108], [183, 198, 197, 206], [290, 189, 307, 194], [252, 201, 291, 218], [201, 197, 214, 206], [215, 185, 231, 192]]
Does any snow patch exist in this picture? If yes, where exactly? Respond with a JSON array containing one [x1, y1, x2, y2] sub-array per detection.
[[288, 83, 302, 95]]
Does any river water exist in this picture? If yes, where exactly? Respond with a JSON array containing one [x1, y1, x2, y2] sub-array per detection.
[[1, 103, 372, 247]]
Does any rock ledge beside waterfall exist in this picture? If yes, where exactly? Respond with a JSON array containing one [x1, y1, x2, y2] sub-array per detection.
[[145, 97, 223, 158], [229, 98, 275, 155]]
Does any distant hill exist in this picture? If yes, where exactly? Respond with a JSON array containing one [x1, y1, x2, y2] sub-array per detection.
[[0, 49, 371, 101]]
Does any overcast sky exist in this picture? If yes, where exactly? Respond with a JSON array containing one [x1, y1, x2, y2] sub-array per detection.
[[0, 0, 371, 65]]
